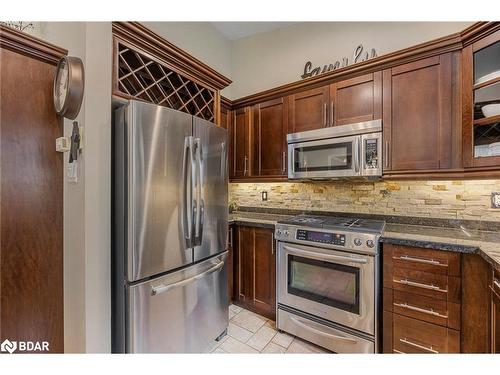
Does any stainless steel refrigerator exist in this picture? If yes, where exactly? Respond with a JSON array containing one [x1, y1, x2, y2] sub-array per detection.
[[112, 100, 228, 353]]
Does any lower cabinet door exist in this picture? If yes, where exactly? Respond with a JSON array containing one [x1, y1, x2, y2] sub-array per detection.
[[253, 227, 276, 319], [392, 314, 460, 354], [234, 225, 276, 320], [127, 253, 228, 353], [492, 282, 500, 353]]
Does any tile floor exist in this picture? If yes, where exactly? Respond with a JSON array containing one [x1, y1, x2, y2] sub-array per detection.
[[210, 304, 330, 354]]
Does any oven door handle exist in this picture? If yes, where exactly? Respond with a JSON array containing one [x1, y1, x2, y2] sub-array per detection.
[[290, 316, 358, 344], [283, 245, 368, 264]]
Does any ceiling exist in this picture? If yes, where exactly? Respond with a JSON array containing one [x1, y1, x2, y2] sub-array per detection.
[[211, 22, 297, 40]]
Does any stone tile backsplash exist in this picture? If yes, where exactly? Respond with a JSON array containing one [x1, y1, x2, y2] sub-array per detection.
[[229, 180, 500, 222]]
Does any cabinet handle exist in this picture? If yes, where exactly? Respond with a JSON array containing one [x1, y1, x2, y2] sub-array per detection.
[[399, 338, 439, 354], [228, 227, 233, 248], [394, 255, 446, 267], [384, 141, 389, 168], [394, 302, 448, 318], [330, 101, 334, 126], [243, 156, 248, 176], [393, 278, 447, 293], [282, 151, 286, 173], [323, 103, 327, 127]]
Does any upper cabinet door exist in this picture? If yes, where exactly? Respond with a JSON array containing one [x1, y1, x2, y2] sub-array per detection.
[[463, 29, 500, 169], [252, 97, 288, 177], [231, 107, 251, 178], [383, 54, 453, 172], [288, 86, 329, 133], [330, 72, 382, 126]]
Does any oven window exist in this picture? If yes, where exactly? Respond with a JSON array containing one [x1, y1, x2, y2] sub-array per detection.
[[293, 142, 352, 172], [287, 255, 360, 314]]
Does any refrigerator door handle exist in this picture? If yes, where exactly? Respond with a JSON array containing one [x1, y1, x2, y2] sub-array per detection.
[[189, 136, 197, 244], [182, 136, 193, 247], [194, 138, 203, 246], [150, 259, 225, 296]]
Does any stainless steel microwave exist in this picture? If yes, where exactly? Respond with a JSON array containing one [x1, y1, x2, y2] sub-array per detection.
[[287, 120, 382, 179]]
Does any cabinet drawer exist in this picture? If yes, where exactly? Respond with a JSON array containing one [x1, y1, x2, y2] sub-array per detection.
[[390, 245, 460, 276], [390, 268, 461, 303], [393, 314, 460, 354], [391, 289, 460, 329]]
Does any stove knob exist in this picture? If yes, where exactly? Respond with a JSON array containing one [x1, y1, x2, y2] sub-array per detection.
[[276, 229, 282, 236], [366, 240, 375, 248], [284, 230, 290, 237], [354, 238, 362, 246]]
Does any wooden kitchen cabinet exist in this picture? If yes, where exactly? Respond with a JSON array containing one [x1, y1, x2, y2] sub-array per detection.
[[252, 97, 288, 177], [233, 225, 276, 320], [382, 54, 456, 173], [462, 29, 500, 169], [227, 225, 234, 303], [330, 71, 382, 126], [288, 86, 329, 133], [491, 268, 500, 353], [220, 99, 231, 130], [382, 244, 462, 353], [231, 107, 251, 178], [288, 72, 382, 133]]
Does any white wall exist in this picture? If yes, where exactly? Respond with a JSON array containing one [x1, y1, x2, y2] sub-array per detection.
[[33, 21, 112, 353], [142, 22, 233, 97], [229, 22, 474, 98]]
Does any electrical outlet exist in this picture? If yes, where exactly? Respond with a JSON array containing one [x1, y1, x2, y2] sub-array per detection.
[[261, 191, 268, 201], [492, 192, 500, 208]]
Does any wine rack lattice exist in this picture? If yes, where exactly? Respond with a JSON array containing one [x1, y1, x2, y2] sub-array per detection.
[[117, 43, 215, 121]]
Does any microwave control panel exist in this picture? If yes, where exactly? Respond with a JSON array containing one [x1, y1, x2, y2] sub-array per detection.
[[365, 138, 379, 169], [296, 229, 346, 246]]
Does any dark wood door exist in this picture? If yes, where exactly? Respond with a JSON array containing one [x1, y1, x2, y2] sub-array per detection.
[[231, 107, 251, 178], [252, 228, 275, 319], [227, 225, 234, 303], [235, 226, 254, 303], [330, 71, 382, 126], [233, 225, 276, 320], [1, 39, 64, 352], [383, 54, 453, 171], [252, 97, 288, 177], [492, 270, 500, 353], [219, 102, 231, 130], [288, 86, 329, 133]]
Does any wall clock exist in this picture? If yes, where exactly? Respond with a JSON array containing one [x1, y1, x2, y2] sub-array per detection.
[[53, 56, 85, 120]]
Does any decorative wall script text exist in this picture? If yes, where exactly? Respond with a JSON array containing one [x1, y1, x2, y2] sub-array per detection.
[[301, 44, 377, 80]]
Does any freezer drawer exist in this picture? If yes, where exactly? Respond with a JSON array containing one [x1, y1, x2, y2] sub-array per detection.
[[128, 252, 228, 353], [277, 307, 375, 353]]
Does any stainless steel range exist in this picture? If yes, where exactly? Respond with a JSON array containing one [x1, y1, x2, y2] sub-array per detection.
[[275, 214, 385, 353]]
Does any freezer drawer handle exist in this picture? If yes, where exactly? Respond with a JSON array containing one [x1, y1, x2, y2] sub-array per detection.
[[151, 260, 225, 296], [290, 316, 357, 344]]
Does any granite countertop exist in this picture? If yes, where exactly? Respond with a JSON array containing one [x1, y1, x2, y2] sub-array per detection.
[[228, 210, 500, 271], [382, 223, 500, 271], [228, 211, 292, 228]]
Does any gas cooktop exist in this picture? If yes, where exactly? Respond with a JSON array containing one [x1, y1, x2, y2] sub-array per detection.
[[278, 214, 385, 233]]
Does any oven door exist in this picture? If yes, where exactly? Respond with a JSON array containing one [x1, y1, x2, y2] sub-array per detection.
[[288, 135, 361, 179], [277, 242, 375, 335]]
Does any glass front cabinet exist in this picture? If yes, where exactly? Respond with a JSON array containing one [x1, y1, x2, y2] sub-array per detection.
[[463, 28, 500, 168]]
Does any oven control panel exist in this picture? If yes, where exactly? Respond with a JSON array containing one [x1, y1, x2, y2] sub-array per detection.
[[296, 229, 346, 246]]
